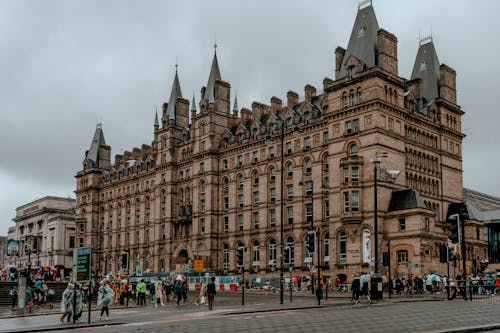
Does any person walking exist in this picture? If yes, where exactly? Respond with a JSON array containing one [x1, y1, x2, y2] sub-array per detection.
[[25, 285, 34, 313], [136, 279, 146, 306], [97, 280, 114, 320], [207, 277, 216, 310], [155, 281, 164, 307], [60, 283, 74, 324], [165, 280, 173, 303], [182, 281, 188, 303], [149, 282, 156, 305], [174, 280, 183, 306], [351, 273, 361, 305], [195, 282, 207, 306], [9, 286, 17, 310]]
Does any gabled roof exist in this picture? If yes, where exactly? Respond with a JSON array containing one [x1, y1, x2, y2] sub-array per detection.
[[86, 124, 106, 166], [411, 37, 440, 103], [203, 51, 221, 103], [388, 189, 427, 212], [340, 1, 379, 77], [166, 70, 183, 120]]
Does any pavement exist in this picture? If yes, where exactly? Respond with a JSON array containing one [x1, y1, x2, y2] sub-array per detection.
[[2, 291, 500, 333]]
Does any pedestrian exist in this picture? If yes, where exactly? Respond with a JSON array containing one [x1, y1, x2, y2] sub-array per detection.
[[9, 286, 17, 310], [155, 281, 164, 307], [174, 281, 183, 305], [70, 284, 84, 322], [136, 279, 147, 306], [195, 282, 207, 306], [182, 281, 188, 303], [359, 272, 371, 304], [351, 273, 361, 305], [60, 283, 74, 323], [149, 282, 156, 305], [26, 285, 34, 313], [165, 280, 173, 303], [97, 280, 114, 320], [207, 277, 216, 310], [48, 287, 55, 309]]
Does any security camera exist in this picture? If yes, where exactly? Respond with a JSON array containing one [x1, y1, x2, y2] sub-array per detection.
[[386, 170, 400, 179]]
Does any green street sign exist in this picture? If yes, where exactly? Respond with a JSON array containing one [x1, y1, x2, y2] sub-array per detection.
[[74, 247, 92, 282]]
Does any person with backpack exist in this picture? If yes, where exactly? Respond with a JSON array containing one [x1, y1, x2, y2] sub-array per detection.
[[207, 276, 216, 310]]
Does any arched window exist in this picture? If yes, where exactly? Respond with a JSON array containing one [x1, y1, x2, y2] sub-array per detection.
[[304, 158, 312, 174], [286, 163, 293, 177], [268, 239, 277, 268], [339, 232, 347, 265], [238, 174, 244, 189], [253, 171, 259, 186], [357, 89, 363, 104], [252, 240, 260, 268], [348, 143, 358, 156], [342, 93, 349, 108], [223, 178, 229, 191], [304, 112, 312, 124], [323, 155, 329, 170], [269, 167, 276, 182]]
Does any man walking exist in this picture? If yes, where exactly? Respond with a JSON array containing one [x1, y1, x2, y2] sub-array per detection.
[[207, 277, 216, 310]]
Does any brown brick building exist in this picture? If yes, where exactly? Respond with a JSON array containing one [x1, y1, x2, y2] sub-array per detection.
[[75, 2, 487, 280]]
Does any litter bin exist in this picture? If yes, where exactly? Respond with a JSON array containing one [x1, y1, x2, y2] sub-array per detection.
[[370, 274, 383, 301]]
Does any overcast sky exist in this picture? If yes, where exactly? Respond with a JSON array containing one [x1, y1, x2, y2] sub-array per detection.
[[1, 0, 499, 236]]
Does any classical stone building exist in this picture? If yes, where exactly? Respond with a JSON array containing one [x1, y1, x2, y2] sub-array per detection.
[[7, 196, 76, 270], [75, 1, 487, 279]]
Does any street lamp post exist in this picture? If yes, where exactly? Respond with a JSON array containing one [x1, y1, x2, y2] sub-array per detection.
[[370, 153, 399, 300]]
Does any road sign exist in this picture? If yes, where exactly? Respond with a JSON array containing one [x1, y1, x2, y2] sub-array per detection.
[[73, 247, 92, 282], [193, 259, 204, 272]]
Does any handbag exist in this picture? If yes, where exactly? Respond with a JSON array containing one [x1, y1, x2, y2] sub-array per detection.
[[200, 295, 206, 304]]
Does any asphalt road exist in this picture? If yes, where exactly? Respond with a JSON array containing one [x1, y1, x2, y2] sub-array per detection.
[[3, 292, 500, 333]]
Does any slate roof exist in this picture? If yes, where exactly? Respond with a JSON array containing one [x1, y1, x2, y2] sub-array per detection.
[[340, 2, 379, 77], [204, 52, 221, 103], [86, 124, 106, 166], [411, 37, 440, 103], [388, 188, 427, 212], [166, 70, 183, 120]]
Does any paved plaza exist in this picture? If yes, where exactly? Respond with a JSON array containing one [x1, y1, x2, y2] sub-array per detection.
[[2, 292, 500, 333]]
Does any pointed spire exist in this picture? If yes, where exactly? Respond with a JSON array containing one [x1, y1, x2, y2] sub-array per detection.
[[86, 123, 106, 166], [166, 65, 183, 120], [154, 109, 159, 128], [340, 1, 379, 77], [191, 92, 197, 112], [233, 91, 239, 115], [411, 37, 440, 103], [203, 44, 222, 103]]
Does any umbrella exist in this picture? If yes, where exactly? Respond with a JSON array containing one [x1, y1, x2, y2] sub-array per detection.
[[173, 274, 187, 281], [429, 274, 441, 282]]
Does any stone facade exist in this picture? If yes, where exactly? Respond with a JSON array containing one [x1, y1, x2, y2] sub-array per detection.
[[6, 196, 76, 270], [75, 3, 487, 279]]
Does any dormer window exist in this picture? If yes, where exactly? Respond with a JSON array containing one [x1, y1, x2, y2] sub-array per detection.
[[357, 25, 366, 38]]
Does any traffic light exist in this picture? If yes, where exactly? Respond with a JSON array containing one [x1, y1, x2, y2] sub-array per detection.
[[439, 246, 447, 263], [447, 247, 456, 263], [237, 246, 244, 267], [120, 252, 129, 270], [306, 231, 315, 254], [284, 247, 290, 265], [448, 214, 460, 245]]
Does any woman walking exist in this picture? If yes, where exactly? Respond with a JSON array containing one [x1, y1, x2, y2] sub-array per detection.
[[351, 273, 361, 305], [60, 283, 74, 324], [195, 282, 207, 306], [97, 280, 114, 320]]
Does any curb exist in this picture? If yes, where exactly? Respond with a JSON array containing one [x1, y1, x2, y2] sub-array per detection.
[[1, 321, 125, 333], [426, 323, 500, 333]]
